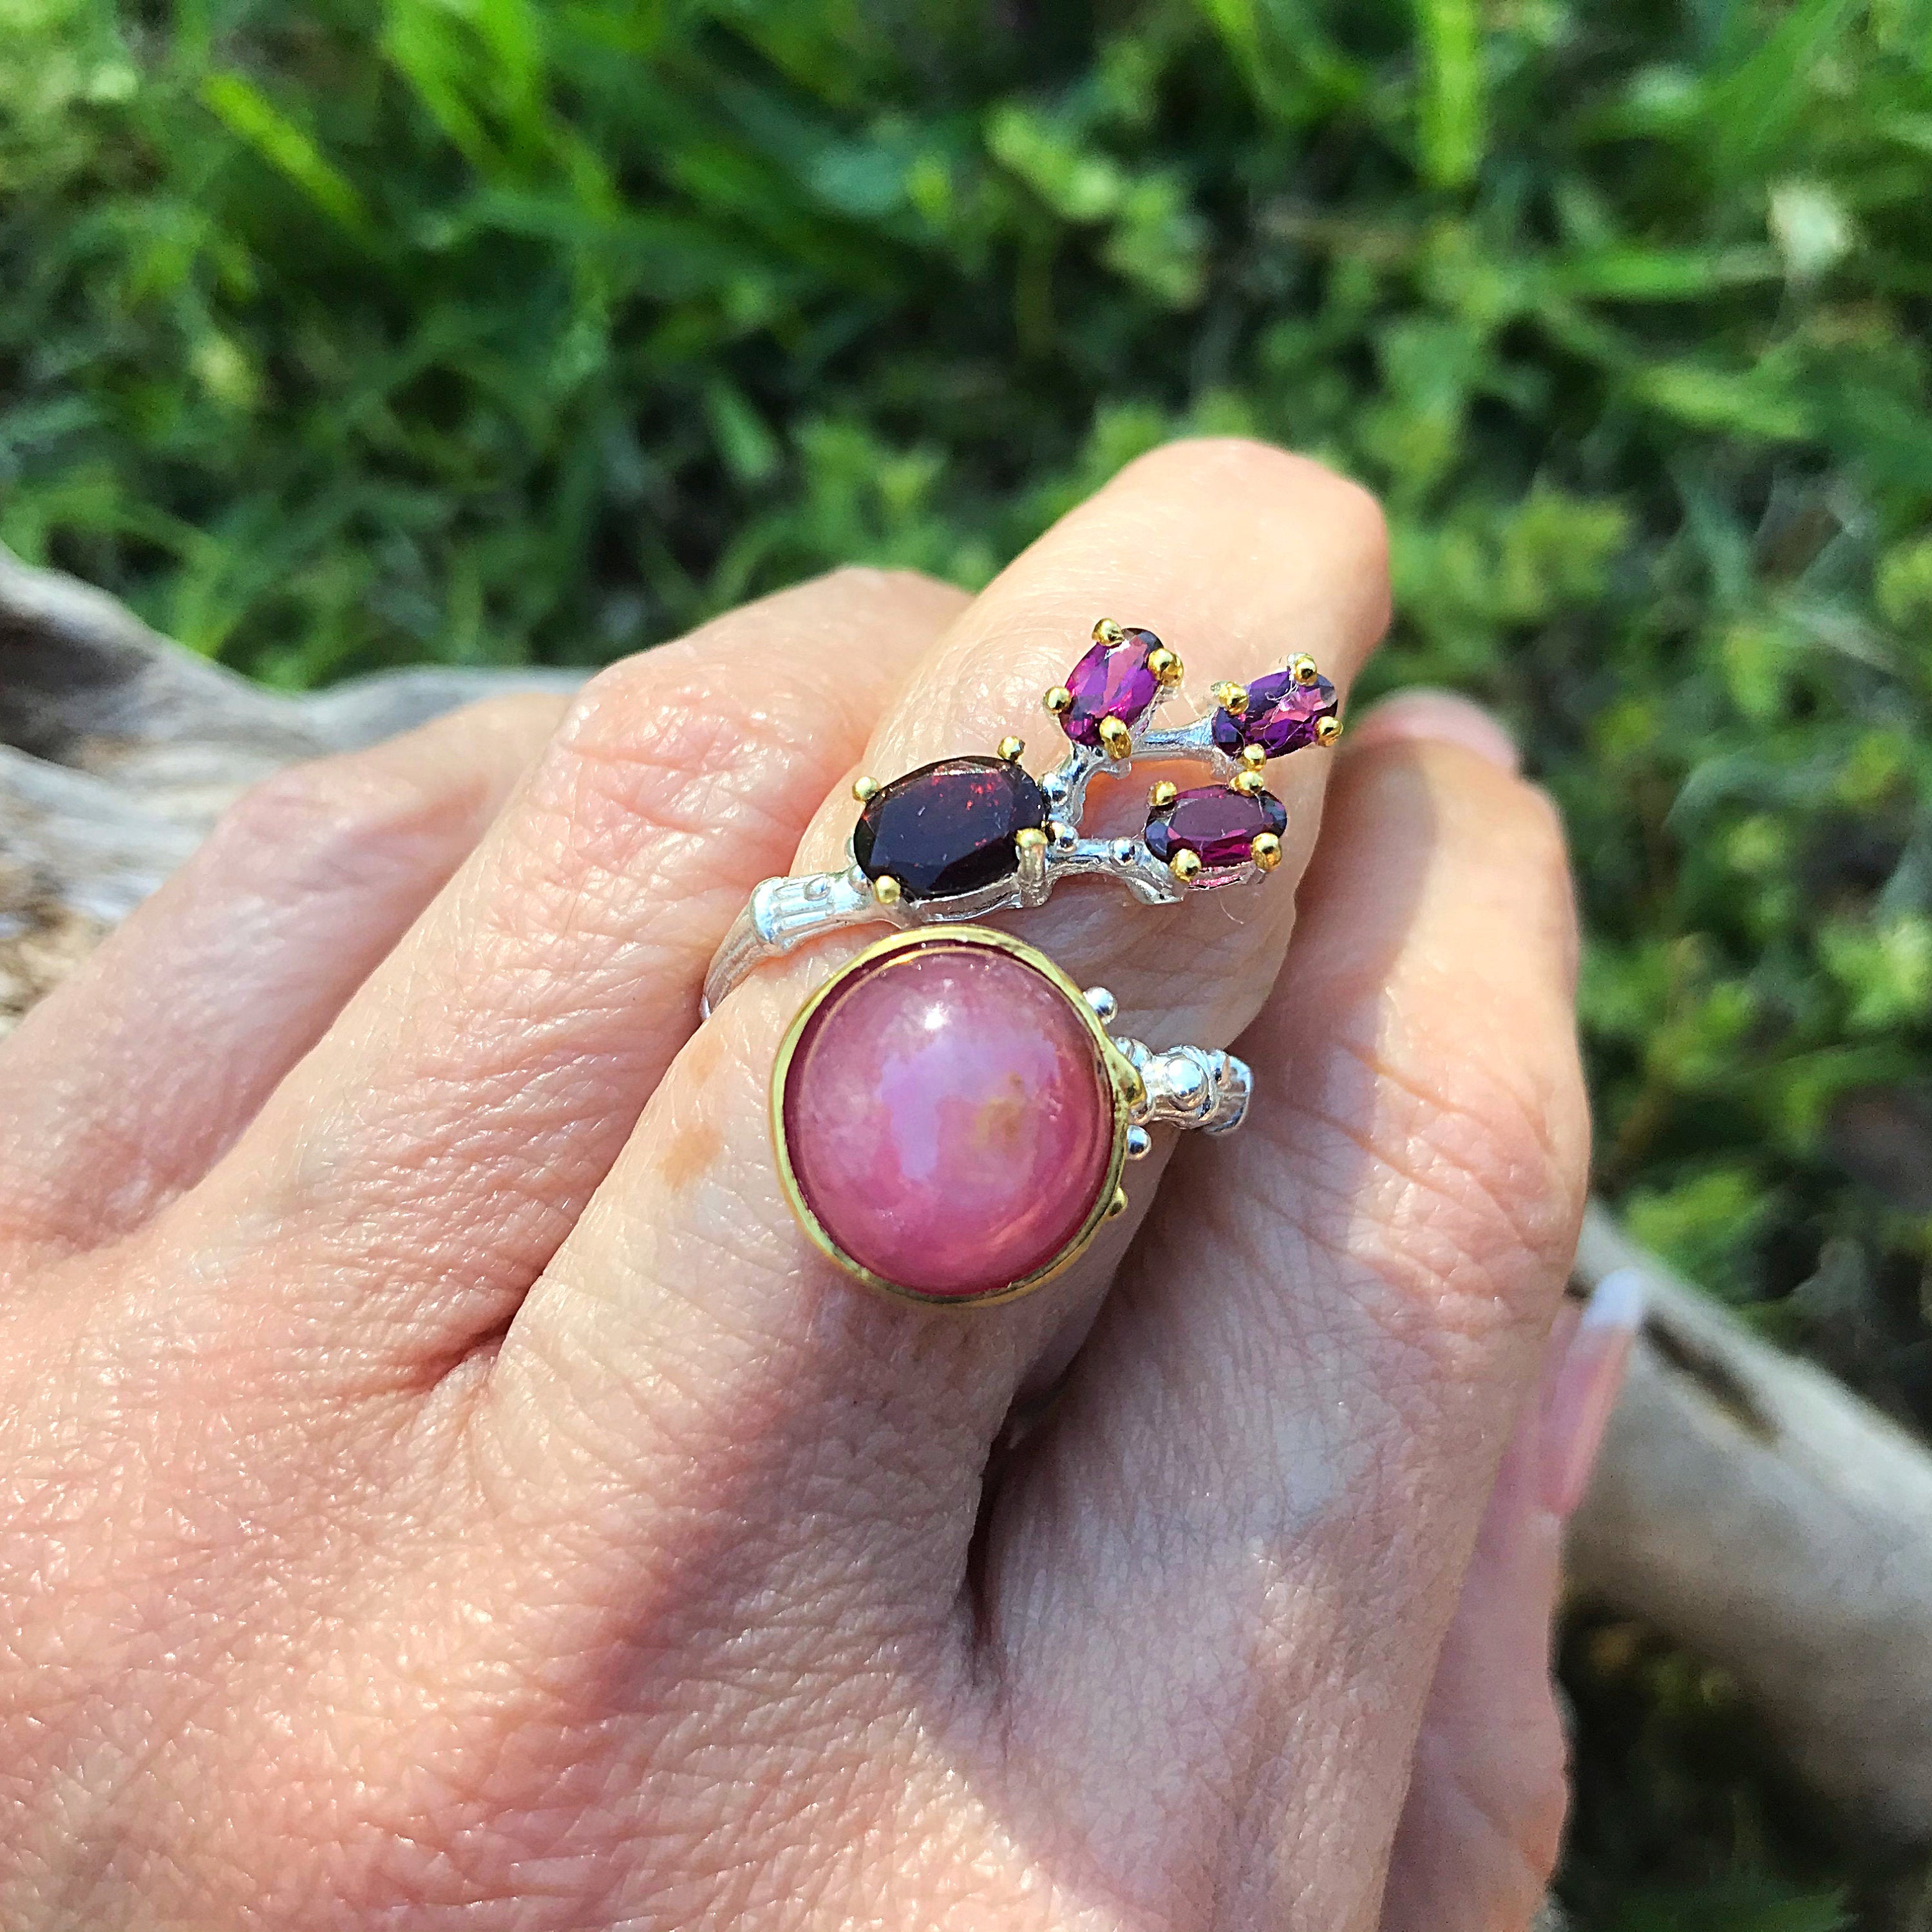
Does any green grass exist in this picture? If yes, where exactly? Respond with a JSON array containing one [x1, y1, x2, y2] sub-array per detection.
[[5, 0, 1932, 1918]]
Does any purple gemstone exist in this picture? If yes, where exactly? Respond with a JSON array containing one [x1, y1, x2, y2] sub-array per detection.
[[853, 756, 1045, 901], [1145, 784, 1288, 873], [1061, 627, 1164, 748], [1211, 667, 1338, 760]]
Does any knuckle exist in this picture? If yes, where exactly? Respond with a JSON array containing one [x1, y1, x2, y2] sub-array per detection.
[[542, 651, 808, 864], [1318, 1006, 1589, 1345], [560, 647, 659, 730], [1423, 987, 1587, 1256], [559, 650, 783, 788], [213, 753, 452, 887], [1410, 1063, 1588, 1330]]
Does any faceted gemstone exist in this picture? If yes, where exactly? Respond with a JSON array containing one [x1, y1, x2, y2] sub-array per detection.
[[1211, 667, 1339, 760], [781, 940, 1115, 1298], [853, 756, 1045, 901], [1060, 627, 1164, 749], [1145, 784, 1288, 871]]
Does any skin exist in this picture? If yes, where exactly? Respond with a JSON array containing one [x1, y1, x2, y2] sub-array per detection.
[[0, 440, 1589, 1931]]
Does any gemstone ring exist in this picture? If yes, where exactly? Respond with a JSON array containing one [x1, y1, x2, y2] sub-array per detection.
[[701, 620, 1341, 1015], [772, 925, 1251, 1305]]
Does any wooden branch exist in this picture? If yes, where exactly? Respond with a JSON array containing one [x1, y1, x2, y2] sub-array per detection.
[[0, 544, 574, 1030], [1567, 1208, 1932, 1842], [6, 545, 1932, 1841]]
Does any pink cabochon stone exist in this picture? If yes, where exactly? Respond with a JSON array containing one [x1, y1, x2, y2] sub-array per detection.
[[782, 942, 1116, 1299]]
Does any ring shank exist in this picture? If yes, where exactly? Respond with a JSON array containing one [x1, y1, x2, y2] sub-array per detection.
[[702, 869, 907, 1017]]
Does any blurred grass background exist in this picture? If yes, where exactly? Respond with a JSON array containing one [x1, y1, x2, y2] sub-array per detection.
[[4, 0, 1931, 1920]]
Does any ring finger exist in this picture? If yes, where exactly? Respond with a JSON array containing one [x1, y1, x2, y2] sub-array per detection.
[[486, 437, 1390, 1605]]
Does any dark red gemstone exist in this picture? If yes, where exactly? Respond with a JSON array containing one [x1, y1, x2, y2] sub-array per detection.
[[1061, 627, 1163, 748], [1211, 668, 1338, 759], [1145, 784, 1287, 871], [853, 757, 1046, 901]]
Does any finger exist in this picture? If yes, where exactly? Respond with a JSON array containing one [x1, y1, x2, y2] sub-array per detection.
[[486, 440, 1388, 1611], [155, 569, 966, 1360], [1345, 683, 1521, 773], [1380, 1270, 1643, 1932], [1384, 1353, 1571, 1932], [0, 694, 565, 1272], [786, 440, 1387, 1044], [980, 700, 1591, 1926]]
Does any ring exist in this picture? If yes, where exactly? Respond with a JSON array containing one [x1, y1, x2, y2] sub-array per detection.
[[702, 620, 1340, 1014], [772, 925, 1251, 1306]]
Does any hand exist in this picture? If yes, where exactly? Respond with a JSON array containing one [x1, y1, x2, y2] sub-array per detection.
[[0, 441, 1593, 1930]]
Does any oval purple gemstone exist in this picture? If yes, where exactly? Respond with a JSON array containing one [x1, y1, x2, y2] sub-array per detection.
[[1061, 627, 1164, 749], [853, 756, 1046, 902], [1145, 784, 1288, 873], [1211, 668, 1338, 760]]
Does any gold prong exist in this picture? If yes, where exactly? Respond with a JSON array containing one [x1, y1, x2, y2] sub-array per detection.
[[1092, 617, 1125, 645], [1148, 779, 1179, 810], [873, 875, 903, 907], [998, 734, 1025, 762], [1290, 653, 1320, 686], [1213, 680, 1249, 718], [1014, 826, 1048, 855], [1044, 685, 1073, 715], [1099, 717, 1132, 760], [1252, 831, 1283, 872], [1147, 646, 1182, 686], [1104, 1185, 1129, 1220], [1240, 743, 1267, 771], [1170, 849, 1203, 884], [852, 775, 880, 803], [1232, 769, 1266, 796], [1316, 714, 1343, 746]]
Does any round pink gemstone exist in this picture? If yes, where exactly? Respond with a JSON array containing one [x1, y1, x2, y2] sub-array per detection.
[[781, 940, 1115, 1298], [1060, 627, 1163, 748]]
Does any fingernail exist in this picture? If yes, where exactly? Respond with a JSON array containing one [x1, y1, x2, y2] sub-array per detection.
[[1539, 1269, 1646, 1519], [1349, 689, 1520, 775]]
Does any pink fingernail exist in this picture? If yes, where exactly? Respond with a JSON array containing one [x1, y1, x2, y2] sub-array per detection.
[[1347, 689, 1520, 774], [1539, 1269, 1646, 1519]]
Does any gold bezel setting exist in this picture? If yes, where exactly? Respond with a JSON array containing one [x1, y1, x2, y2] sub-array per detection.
[[771, 926, 1143, 1309]]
